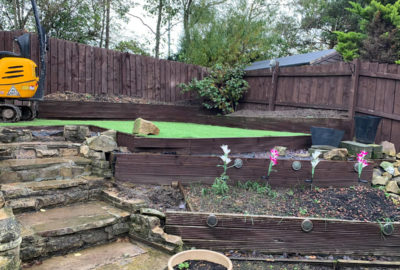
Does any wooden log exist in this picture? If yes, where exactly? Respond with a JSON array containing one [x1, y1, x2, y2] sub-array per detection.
[[114, 153, 373, 187], [165, 211, 400, 256]]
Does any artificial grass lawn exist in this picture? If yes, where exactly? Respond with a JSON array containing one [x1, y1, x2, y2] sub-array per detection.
[[0, 119, 307, 138]]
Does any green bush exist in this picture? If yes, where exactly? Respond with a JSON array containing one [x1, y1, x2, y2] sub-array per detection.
[[180, 64, 249, 115]]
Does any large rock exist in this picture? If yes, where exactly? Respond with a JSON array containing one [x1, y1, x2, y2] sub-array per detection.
[[386, 180, 400, 194], [130, 214, 182, 252], [64, 126, 90, 142], [0, 207, 21, 253], [274, 146, 287, 156], [381, 141, 396, 157], [372, 175, 390, 186], [101, 130, 117, 141], [0, 128, 32, 143], [132, 118, 160, 136], [323, 148, 348, 161], [140, 208, 166, 219], [380, 161, 395, 175], [86, 135, 117, 152], [339, 141, 372, 159]]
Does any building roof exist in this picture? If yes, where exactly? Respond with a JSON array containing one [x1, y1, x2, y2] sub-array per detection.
[[245, 49, 339, 71]]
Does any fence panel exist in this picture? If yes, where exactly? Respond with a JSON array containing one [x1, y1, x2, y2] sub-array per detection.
[[0, 30, 206, 103]]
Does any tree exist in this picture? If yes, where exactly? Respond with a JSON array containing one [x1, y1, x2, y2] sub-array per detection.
[[296, 0, 369, 49], [0, 0, 132, 47], [176, 0, 300, 67], [143, 0, 178, 58], [335, 0, 400, 63], [113, 40, 150, 55]]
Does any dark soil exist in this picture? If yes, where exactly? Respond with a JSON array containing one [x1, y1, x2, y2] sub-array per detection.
[[228, 109, 348, 119], [185, 183, 400, 222], [173, 260, 226, 270], [45, 91, 195, 106], [112, 183, 186, 212]]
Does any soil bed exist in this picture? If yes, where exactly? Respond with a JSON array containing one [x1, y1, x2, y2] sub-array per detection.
[[185, 184, 399, 222], [111, 183, 186, 212], [173, 260, 226, 270], [228, 109, 348, 119], [45, 91, 196, 106]]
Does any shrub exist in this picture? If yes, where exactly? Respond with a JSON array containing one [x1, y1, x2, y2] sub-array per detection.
[[180, 64, 249, 114]]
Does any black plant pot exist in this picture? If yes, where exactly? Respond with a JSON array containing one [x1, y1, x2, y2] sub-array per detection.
[[310, 126, 345, 147], [354, 115, 381, 144]]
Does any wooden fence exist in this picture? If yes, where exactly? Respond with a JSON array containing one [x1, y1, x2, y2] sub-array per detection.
[[244, 60, 400, 149], [2, 31, 400, 148], [0, 31, 205, 103]]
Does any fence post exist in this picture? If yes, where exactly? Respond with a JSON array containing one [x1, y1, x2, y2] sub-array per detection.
[[268, 62, 280, 111], [348, 59, 361, 139]]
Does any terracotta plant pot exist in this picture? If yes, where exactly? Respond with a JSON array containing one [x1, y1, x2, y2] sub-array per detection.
[[168, 249, 233, 270]]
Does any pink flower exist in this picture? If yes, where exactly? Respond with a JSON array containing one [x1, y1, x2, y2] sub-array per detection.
[[360, 151, 368, 156], [362, 160, 368, 167], [271, 158, 277, 165]]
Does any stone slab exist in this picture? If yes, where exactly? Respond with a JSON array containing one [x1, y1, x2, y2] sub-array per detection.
[[17, 201, 129, 238], [101, 190, 147, 213], [1, 176, 104, 195], [0, 156, 91, 171], [24, 241, 170, 270], [368, 144, 383, 159], [339, 141, 372, 159]]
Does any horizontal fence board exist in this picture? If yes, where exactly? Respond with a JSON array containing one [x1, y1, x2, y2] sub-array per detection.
[[165, 211, 400, 256], [114, 153, 373, 187]]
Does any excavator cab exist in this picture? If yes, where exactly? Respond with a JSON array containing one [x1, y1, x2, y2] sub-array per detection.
[[0, 0, 47, 122]]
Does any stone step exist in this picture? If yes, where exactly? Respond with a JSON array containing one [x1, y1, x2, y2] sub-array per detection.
[[0, 156, 92, 183], [22, 240, 170, 270], [17, 201, 130, 262], [1, 176, 105, 213], [0, 141, 81, 160]]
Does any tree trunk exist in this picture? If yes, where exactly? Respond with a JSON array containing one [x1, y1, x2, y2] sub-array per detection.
[[100, 0, 106, 48], [183, 0, 192, 44], [155, 0, 163, 58], [12, 0, 18, 29], [105, 0, 111, 49]]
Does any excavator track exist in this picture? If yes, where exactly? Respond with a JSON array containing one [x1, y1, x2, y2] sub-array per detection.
[[0, 104, 21, 122], [19, 105, 36, 121]]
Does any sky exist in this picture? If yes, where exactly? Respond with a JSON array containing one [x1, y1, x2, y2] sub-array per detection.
[[119, 2, 182, 57]]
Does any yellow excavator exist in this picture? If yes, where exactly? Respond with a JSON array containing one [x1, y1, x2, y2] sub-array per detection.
[[0, 0, 47, 122]]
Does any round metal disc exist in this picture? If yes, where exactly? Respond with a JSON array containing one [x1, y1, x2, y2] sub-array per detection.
[[206, 214, 218, 228], [234, 158, 243, 169], [301, 219, 313, 232], [292, 161, 302, 171], [382, 223, 394, 236]]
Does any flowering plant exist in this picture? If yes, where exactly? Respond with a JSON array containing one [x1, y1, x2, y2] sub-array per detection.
[[212, 145, 234, 195], [356, 150, 368, 182], [310, 150, 322, 180], [267, 148, 279, 178]]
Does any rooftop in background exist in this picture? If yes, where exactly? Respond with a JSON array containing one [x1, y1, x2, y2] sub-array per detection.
[[245, 49, 342, 71]]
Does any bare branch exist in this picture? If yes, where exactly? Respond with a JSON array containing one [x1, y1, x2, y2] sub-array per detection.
[[127, 13, 155, 35]]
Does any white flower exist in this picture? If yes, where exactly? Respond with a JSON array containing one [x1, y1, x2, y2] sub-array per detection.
[[311, 159, 320, 168], [219, 155, 232, 164], [220, 145, 231, 155], [312, 151, 321, 160]]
